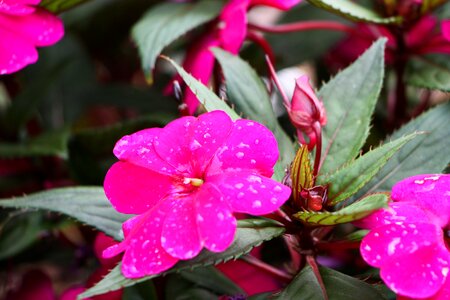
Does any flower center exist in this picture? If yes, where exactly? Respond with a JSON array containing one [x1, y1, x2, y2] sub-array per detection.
[[183, 177, 204, 187]]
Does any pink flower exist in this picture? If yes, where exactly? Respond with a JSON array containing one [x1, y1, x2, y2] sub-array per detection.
[[288, 75, 326, 150], [327, 16, 450, 70], [357, 174, 450, 299], [0, 0, 64, 75], [174, 0, 301, 115], [102, 110, 291, 278]]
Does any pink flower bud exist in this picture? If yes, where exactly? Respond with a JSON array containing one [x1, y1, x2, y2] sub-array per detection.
[[288, 75, 326, 150]]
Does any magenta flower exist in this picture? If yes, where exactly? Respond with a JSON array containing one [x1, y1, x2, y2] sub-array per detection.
[[0, 0, 64, 75], [357, 174, 450, 299], [173, 0, 301, 115], [102, 110, 291, 278]]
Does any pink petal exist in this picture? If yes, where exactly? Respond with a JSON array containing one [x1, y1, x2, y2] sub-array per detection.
[[354, 202, 432, 229], [189, 110, 233, 174], [152, 116, 195, 173], [442, 20, 450, 42], [104, 161, 174, 214], [218, 0, 249, 54], [0, 26, 37, 74], [360, 222, 443, 268], [113, 128, 177, 175], [380, 245, 449, 299], [195, 183, 236, 252], [0, 0, 39, 15], [250, 0, 302, 10], [406, 16, 437, 48], [0, 8, 63, 46], [209, 170, 291, 215], [155, 111, 233, 175], [94, 232, 120, 266], [182, 34, 220, 114], [207, 119, 279, 177], [391, 174, 450, 228], [60, 287, 85, 300], [103, 207, 179, 278], [431, 277, 450, 300], [161, 196, 202, 259]]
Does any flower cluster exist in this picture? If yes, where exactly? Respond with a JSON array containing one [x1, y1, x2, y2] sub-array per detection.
[[357, 174, 450, 299], [0, 0, 64, 75], [103, 110, 291, 278], [173, 0, 301, 115]]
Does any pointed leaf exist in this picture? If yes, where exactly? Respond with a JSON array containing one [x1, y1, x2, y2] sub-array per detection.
[[318, 133, 418, 205], [406, 55, 450, 92], [162, 56, 240, 120], [352, 101, 450, 198], [0, 187, 131, 241], [307, 0, 401, 24], [40, 0, 91, 13], [293, 193, 388, 226], [0, 129, 70, 159], [132, 1, 223, 81], [274, 265, 387, 299], [319, 39, 386, 175], [211, 48, 295, 180], [291, 145, 313, 205], [79, 219, 284, 299]]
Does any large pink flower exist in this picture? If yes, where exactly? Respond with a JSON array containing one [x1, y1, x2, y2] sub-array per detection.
[[175, 0, 301, 115], [357, 174, 450, 299], [0, 0, 64, 75], [102, 110, 291, 278]]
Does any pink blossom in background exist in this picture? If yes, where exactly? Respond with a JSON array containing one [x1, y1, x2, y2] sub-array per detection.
[[173, 0, 301, 115], [327, 16, 450, 70], [0, 0, 64, 75], [357, 174, 450, 299], [103, 110, 291, 278]]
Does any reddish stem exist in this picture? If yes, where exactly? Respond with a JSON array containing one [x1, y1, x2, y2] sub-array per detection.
[[316, 241, 361, 251], [265, 56, 291, 109], [246, 31, 276, 93], [248, 21, 358, 35], [312, 122, 322, 179], [241, 255, 293, 283], [306, 255, 329, 300]]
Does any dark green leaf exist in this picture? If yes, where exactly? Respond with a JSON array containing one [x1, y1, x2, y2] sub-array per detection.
[[0, 213, 43, 260], [352, 101, 450, 197], [274, 265, 387, 299], [293, 193, 388, 226], [123, 280, 158, 300], [318, 133, 417, 205], [319, 39, 386, 175], [79, 219, 285, 299], [406, 55, 450, 92], [0, 129, 70, 159], [179, 266, 244, 295], [0, 187, 131, 241], [307, 0, 401, 24], [211, 48, 295, 180], [132, 0, 223, 80], [40, 0, 91, 13], [163, 56, 240, 120]]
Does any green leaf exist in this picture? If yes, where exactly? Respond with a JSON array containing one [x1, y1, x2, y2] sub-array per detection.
[[307, 0, 401, 24], [293, 193, 388, 226], [318, 133, 418, 205], [351, 101, 450, 197], [132, 0, 223, 81], [162, 56, 240, 120], [0, 213, 43, 260], [0, 129, 70, 159], [123, 281, 158, 300], [319, 39, 386, 175], [274, 265, 387, 299], [179, 266, 244, 296], [40, 0, 91, 13], [211, 48, 295, 180], [0, 187, 131, 241], [79, 219, 284, 299], [406, 55, 450, 92]]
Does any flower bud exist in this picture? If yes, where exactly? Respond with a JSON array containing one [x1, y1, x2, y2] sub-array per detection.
[[288, 75, 326, 150]]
